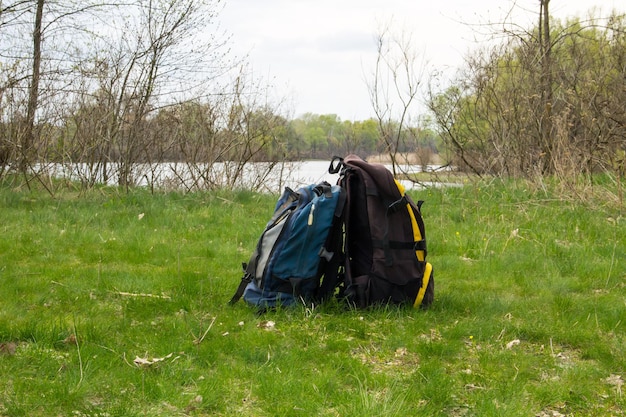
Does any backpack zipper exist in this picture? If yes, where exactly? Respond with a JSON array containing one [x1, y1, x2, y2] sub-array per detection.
[[307, 203, 315, 226]]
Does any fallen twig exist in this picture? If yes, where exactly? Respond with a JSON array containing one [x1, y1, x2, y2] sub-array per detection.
[[194, 316, 217, 345], [114, 290, 171, 300]]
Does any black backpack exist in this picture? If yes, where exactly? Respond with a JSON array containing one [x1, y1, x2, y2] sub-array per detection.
[[329, 155, 434, 308]]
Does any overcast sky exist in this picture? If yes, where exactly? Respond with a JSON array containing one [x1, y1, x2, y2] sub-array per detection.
[[220, 0, 625, 121]]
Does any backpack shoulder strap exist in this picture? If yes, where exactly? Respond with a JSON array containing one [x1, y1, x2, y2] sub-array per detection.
[[228, 264, 253, 305]]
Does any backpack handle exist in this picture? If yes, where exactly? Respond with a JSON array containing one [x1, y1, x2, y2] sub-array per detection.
[[329, 156, 344, 174]]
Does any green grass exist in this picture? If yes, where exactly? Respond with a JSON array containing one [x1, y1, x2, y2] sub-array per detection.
[[0, 178, 624, 416]]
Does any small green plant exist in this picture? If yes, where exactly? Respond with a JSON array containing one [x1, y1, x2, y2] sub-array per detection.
[[0, 178, 624, 416]]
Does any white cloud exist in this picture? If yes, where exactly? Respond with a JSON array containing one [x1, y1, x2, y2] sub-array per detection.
[[220, 0, 625, 120]]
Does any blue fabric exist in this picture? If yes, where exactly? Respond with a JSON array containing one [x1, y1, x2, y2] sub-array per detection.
[[271, 185, 339, 281], [242, 279, 296, 308], [242, 183, 343, 308]]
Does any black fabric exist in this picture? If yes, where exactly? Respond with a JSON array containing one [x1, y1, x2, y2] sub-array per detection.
[[337, 154, 434, 308], [228, 265, 252, 305]]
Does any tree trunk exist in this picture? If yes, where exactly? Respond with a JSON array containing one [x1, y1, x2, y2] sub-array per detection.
[[539, 0, 554, 174], [21, 0, 44, 173]]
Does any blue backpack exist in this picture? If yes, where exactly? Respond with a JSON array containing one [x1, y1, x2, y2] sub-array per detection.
[[229, 182, 345, 310]]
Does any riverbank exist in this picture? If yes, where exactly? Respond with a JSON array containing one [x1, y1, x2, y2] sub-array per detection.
[[366, 151, 444, 166]]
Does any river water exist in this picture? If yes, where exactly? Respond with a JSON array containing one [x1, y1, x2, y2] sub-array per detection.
[[280, 160, 446, 191], [44, 159, 447, 193]]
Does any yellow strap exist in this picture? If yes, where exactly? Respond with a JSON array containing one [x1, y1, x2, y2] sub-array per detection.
[[394, 179, 425, 262], [413, 262, 432, 308], [394, 180, 430, 308]]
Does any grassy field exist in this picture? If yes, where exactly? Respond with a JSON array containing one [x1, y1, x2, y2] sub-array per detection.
[[0, 177, 624, 416]]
